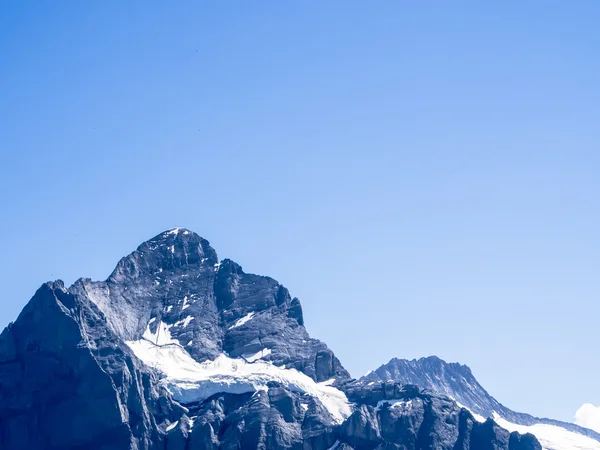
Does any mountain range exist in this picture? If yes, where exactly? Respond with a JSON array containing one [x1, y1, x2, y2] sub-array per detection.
[[0, 228, 595, 449]]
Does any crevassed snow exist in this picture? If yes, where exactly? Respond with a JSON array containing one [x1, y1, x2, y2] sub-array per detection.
[[125, 338, 351, 424], [242, 348, 272, 362], [492, 413, 600, 450], [228, 312, 255, 329]]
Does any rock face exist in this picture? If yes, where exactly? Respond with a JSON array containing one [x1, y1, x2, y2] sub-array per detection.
[[0, 228, 541, 450], [362, 356, 600, 448], [340, 383, 540, 450]]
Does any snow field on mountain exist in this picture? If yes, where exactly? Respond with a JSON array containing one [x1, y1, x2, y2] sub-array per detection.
[[491, 413, 600, 450], [126, 321, 352, 424]]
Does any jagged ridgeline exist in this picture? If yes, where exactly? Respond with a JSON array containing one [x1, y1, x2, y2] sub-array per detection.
[[1, 228, 541, 450]]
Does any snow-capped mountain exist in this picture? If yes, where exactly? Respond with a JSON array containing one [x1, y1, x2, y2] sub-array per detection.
[[362, 356, 600, 450], [0, 228, 550, 449]]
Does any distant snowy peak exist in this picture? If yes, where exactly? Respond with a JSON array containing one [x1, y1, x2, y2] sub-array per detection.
[[361, 355, 600, 448]]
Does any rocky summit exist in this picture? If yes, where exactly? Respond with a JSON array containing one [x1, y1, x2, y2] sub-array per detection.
[[362, 356, 600, 450], [0, 228, 544, 449]]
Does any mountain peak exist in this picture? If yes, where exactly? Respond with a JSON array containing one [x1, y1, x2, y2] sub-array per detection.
[[108, 228, 218, 283], [1, 230, 548, 450]]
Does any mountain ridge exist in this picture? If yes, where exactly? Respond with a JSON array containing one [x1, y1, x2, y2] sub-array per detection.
[[362, 355, 600, 448], [0, 228, 548, 449]]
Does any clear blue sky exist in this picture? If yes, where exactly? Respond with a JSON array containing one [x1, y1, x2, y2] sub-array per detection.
[[1, 2, 598, 424]]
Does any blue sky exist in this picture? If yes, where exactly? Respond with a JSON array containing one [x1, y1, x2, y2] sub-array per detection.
[[1, 2, 599, 424]]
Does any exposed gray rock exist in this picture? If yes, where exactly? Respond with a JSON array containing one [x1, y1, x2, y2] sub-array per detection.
[[362, 355, 600, 442], [340, 382, 541, 450]]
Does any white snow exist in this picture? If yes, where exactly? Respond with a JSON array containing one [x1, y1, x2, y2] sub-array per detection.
[[142, 320, 178, 346], [166, 421, 178, 431], [175, 316, 194, 328], [449, 397, 486, 423], [376, 399, 413, 411], [328, 440, 341, 450], [125, 337, 352, 424], [228, 312, 256, 329], [165, 228, 182, 236], [492, 413, 600, 450], [169, 245, 175, 254], [242, 348, 272, 362], [180, 296, 191, 311], [446, 397, 600, 450], [165, 305, 173, 313]]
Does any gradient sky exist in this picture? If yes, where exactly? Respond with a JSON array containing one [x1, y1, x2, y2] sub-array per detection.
[[1, 2, 599, 424]]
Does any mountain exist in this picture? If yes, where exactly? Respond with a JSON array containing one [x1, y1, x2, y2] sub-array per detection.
[[1, 228, 541, 449], [362, 356, 600, 450]]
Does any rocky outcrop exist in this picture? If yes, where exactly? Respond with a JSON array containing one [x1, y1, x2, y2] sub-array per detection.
[[339, 382, 541, 450], [0, 281, 180, 450]]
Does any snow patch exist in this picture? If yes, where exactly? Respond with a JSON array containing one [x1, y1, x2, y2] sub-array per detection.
[[181, 296, 191, 311], [449, 396, 486, 423], [229, 312, 255, 329], [492, 413, 600, 450], [376, 399, 413, 411], [166, 421, 178, 432], [165, 228, 183, 236], [175, 316, 195, 328], [242, 348, 272, 362]]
